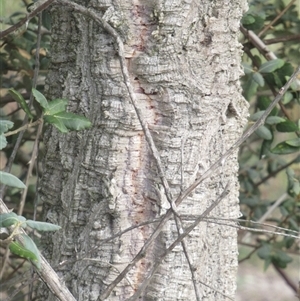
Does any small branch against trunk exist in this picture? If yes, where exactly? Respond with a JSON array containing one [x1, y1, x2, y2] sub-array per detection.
[[173, 214, 201, 301], [127, 183, 233, 301], [58, 0, 178, 215], [176, 64, 300, 207]]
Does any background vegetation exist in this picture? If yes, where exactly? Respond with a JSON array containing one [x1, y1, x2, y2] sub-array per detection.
[[0, 0, 299, 300]]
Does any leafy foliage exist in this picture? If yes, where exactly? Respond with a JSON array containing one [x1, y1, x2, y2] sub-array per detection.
[[240, 0, 300, 275], [0, 119, 14, 150], [0, 1, 90, 287], [0, 171, 26, 188], [0, 212, 25, 227], [0, 212, 61, 269]]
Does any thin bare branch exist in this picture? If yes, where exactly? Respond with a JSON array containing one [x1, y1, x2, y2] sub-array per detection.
[[241, 26, 277, 60], [17, 121, 44, 216], [0, 92, 31, 105], [17, 14, 44, 216], [273, 264, 298, 293], [240, 192, 288, 242], [238, 246, 259, 263], [206, 220, 300, 240], [4, 119, 42, 137], [0, 0, 55, 39], [127, 183, 232, 301], [174, 216, 201, 301], [254, 155, 300, 186], [236, 219, 299, 235], [264, 34, 300, 45], [258, 0, 297, 37]]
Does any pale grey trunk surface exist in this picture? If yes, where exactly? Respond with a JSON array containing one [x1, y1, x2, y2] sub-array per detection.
[[38, 1, 248, 300]]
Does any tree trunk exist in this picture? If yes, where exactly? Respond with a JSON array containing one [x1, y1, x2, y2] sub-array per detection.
[[37, 1, 248, 300]]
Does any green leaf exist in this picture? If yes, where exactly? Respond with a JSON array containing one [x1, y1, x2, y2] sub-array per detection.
[[292, 181, 300, 195], [250, 110, 265, 121], [271, 142, 299, 155], [8, 89, 34, 119], [0, 212, 18, 227], [255, 125, 272, 140], [20, 234, 41, 269], [283, 237, 295, 249], [241, 13, 265, 31], [32, 88, 49, 110], [0, 134, 8, 150], [242, 63, 253, 75], [45, 99, 68, 115], [263, 257, 272, 270], [0, 213, 26, 227], [240, 197, 259, 207], [276, 63, 294, 84], [9, 241, 37, 261], [260, 139, 272, 159], [0, 119, 14, 134], [259, 59, 285, 73], [241, 14, 255, 26], [273, 72, 283, 87], [281, 92, 293, 105], [26, 220, 61, 232], [276, 120, 298, 132], [243, 76, 259, 101], [290, 78, 300, 91], [257, 244, 271, 260], [285, 138, 300, 147], [257, 244, 272, 270], [272, 249, 293, 268], [289, 218, 299, 231], [265, 116, 285, 125], [257, 96, 278, 116], [0, 171, 26, 188], [279, 206, 289, 217], [42, 10, 51, 30], [53, 112, 92, 131], [9, 234, 41, 269], [252, 72, 265, 87], [252, 55, 262, 67], [44, 115, 68, 133]]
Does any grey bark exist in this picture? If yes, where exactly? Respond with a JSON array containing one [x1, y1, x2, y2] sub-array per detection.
[[37, 0, 248, 300]]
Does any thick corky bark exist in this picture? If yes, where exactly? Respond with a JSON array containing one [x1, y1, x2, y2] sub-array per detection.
[[37, 1, 248, 300]]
